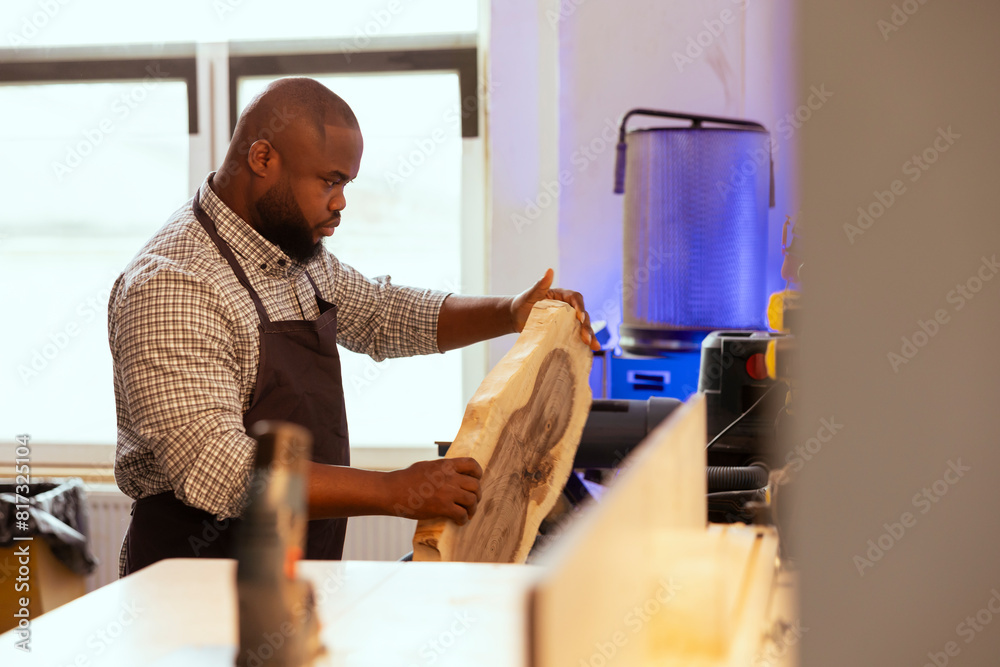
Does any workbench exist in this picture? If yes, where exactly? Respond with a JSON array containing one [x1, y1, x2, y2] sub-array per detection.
[[0, 558, 538, 666], [0, 396, 799, 667]]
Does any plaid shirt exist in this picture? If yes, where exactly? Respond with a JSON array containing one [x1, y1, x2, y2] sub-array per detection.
[[109, 175, 448, 520]]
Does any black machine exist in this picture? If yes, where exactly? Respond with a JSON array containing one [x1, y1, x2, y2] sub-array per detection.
[[570, 327, 787, 525], [577, 330, 786, 469]]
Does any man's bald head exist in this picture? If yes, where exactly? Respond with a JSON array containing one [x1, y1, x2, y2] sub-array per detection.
[[211, 77, 364, 263], [230, 77, 359, 159]]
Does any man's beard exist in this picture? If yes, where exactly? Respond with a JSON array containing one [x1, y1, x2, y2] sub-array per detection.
[[253, 177, 324, 263]]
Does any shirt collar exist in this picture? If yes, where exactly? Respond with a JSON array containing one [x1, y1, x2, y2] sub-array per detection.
[[198, 173, 312, 281]]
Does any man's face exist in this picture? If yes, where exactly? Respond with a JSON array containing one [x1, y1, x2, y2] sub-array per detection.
[[253, 124, 363, 262]]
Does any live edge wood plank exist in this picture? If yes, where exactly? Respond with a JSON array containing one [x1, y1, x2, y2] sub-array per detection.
[[412, 299, 593, 563]]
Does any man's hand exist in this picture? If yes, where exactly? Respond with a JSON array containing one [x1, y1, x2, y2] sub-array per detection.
[[510, 268, 600, 351], [386, 458, 483, 525]]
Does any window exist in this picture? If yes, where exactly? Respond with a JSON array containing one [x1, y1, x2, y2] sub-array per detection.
[[1, 79, 191, 444], [238, 72, 465, 445], [1, 4, 480, 461]]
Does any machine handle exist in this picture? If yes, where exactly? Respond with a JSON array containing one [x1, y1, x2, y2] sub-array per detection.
[[612, 108, 769, 196]]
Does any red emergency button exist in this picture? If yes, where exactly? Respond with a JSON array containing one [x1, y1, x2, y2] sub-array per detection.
[[746, 353, 768, 381]]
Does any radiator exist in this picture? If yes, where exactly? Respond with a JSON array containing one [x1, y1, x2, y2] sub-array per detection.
[[84, 487, 133, 592], [342, 515, 417, 561], [83, 489, 417, 591]]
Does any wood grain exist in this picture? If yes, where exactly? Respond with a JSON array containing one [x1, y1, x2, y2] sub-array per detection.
[[412, 300, 593, 563]]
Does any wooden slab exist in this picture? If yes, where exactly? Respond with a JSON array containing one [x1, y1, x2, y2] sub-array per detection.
[[412, 299, 593, 563]]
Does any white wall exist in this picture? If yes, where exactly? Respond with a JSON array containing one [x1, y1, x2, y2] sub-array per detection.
[[795, 2, 1000, 664], [481, 0, 797, 365], [556, 0, 797, 341], [480, 0, 563, 368]]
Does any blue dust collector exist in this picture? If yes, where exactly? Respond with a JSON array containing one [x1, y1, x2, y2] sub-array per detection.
[[613, 109, 774, 355]]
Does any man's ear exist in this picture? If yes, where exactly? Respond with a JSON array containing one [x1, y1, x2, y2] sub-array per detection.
[[246, 139, 278, 178]]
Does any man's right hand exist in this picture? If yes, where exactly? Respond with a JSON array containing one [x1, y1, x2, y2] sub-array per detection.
[[386, 458, 483, 525]]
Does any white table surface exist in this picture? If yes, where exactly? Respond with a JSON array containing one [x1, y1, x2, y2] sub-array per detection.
[[0, 558, 540, 667]]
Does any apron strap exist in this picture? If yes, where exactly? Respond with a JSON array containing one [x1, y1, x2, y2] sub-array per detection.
[[192, 188, 272, 324], [304, 271, 322, 294], [192, 186, 327, 325]]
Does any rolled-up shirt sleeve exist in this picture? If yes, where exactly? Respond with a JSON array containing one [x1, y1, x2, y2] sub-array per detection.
[[325, 253, 450, 362], [111, 266, 255, 518]]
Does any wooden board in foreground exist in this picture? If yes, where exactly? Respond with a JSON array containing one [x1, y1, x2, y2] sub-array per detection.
[[530, 394, 785, 666], [412, 299, 593, 563]]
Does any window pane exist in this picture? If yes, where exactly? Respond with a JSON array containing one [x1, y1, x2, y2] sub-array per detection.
[[0, 81, 190, 444], [238, 73, 463, 446], [0, 0, 476, 49]]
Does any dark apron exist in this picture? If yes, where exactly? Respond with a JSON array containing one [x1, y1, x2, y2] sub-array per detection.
[[123, 190, 350, 574]]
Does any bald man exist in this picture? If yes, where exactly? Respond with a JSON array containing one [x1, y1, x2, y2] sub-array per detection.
[[109, 77, 598, 576]]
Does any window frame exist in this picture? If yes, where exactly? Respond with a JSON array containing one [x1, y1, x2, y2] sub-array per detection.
[[0, 35, 484, 471], [227, 38, 479, 138], [0, 44, 200, 133]]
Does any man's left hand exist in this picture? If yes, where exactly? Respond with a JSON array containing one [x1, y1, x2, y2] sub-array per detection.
[[510, 268, 600, 351]]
